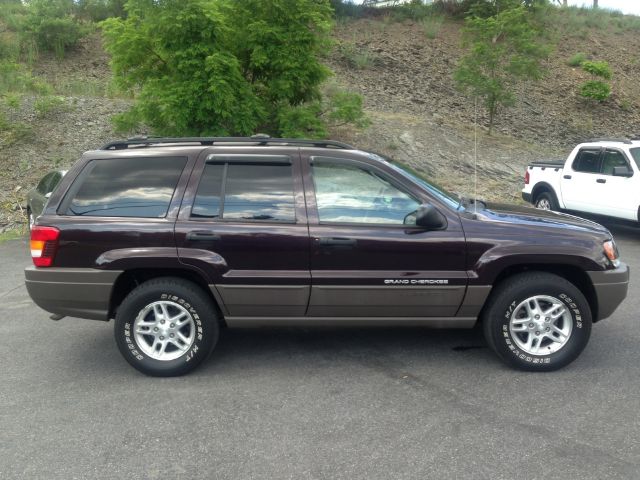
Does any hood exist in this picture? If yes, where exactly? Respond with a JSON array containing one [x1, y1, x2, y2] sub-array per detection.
[[471, 202, 611, 236]]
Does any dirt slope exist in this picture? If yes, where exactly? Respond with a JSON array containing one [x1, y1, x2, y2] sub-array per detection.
[[2, 14, 639, 230]]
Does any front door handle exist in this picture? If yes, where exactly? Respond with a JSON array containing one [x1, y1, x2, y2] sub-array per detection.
[[317, 237, 357, 247], [563, 175, 572, 179], [596, 178, 606, 184], [186, 231, 220, 241]]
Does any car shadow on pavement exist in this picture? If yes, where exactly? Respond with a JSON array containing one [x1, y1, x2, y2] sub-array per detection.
[[198, 325, 495, 374]]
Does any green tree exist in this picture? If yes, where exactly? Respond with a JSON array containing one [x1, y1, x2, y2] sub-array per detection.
[[101, 0, 366, 137], [454, 5, 550, 132]]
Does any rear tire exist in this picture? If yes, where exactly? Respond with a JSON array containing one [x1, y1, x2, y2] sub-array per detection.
[[534, 191, 559, 211], [482, 272, 592, 371], [114, 277, 220, 377]]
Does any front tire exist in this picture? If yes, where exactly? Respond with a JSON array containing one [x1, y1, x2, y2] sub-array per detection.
[[534, 191, 559, 211], [114, 277, 220, 377], [483, 272, 592, 371]]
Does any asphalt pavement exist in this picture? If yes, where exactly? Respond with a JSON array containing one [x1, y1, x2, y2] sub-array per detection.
[[1, 223, 639, 480]]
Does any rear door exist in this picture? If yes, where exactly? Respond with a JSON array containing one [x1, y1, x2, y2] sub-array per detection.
[[561, 147, 602, 213], [175, 149, 310, 318], [303, 153, 467, 319]]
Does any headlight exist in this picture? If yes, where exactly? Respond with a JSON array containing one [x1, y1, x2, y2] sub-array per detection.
[[604, 240, 620, 268]]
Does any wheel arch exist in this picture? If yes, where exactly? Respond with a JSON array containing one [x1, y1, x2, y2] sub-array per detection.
[[108, 268, 225, 324], [479, 263, 598, 322], [531, 182, 558, 205]]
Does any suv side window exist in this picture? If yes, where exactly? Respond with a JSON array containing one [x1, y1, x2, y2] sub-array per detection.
[[572, 149, 601, 173], [601, 149, 632, 176], [64, 157, 187, 218], [312, 159, 420, 225], [192, 157, 295, 222]]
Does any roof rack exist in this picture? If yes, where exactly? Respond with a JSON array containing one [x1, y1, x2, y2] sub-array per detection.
[[100, 134, 355, 150], [584, 137, 632, 144]]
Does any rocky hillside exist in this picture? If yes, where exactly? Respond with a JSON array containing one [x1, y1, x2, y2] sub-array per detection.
[[2, 9, 640, 231]]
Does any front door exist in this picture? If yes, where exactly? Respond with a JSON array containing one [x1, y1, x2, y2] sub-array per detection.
[[175, 149, 310, 317], [595, 148, 638, 221], [303, 154, 467, 318]]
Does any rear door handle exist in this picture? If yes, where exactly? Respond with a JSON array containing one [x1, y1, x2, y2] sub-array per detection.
[[186, 231, 220, 241], [596, 178, 606, 184], [317, 237, 357, 247], [563, 175, 572, 179]]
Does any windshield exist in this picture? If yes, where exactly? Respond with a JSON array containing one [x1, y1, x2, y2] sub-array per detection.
[[631, 148, 640, 169], [376, 156, 461, 210]]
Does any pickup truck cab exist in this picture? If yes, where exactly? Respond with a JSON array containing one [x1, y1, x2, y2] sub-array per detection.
[[25, 136, 629, 376], [522, 138, 640, 222]]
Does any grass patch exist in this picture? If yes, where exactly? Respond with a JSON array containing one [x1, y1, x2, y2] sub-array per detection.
[[567, 52, 587, 67], [545, 6, 640, 37], [338, 41, 378, 69], [422, 15, 444, 39], [0, 228, 25, 244], [33, 95, 73, 118]]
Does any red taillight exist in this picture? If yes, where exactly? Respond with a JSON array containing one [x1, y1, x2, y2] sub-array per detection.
[[524, 169, 530, 185], [30, 226, 60, 267]]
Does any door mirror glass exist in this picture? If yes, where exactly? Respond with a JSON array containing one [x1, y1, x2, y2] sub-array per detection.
[[414, 203, 447, 230], [613, 166, 633, 177]]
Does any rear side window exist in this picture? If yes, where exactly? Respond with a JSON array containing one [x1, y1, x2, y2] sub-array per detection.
[[572, 149, 601, 173], [192, 157, 295, 222], [65, 157, 186, 217]]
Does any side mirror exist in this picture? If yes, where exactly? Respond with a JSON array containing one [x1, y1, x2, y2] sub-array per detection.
[[415, 203, 447, 230], [613, 166, 633, 177]]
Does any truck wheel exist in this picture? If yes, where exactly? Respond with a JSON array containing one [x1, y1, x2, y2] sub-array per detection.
[[114, 277, 219, 377], [482, 272, 592, 371], [534, 191, 558, 211]]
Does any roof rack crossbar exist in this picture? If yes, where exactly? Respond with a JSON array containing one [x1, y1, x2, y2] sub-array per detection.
[[584, 137, 632, 144], [100, 136, 355, 150]]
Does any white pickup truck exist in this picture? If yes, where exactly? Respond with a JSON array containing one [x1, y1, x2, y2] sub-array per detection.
[[522, 138, 640, 223]]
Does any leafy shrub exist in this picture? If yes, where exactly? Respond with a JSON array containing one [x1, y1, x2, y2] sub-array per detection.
[[581, 60, 612, 80], [579, 80, 611, 102], [18, 0, 89, 60], [75, 0, 127, 22], [568, 52, 587, 67], [28, 17, 85, 59], [102, 0, 367, 138]]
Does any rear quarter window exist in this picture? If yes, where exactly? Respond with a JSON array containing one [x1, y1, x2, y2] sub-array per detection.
[[63, 157, 187, 218], [572, 149, 601, 173]]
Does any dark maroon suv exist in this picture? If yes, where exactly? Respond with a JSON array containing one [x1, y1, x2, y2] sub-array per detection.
[[25, 136, 629, 376]]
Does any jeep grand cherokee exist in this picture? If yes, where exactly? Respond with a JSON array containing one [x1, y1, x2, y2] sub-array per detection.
[[25, 136, 630, 376]]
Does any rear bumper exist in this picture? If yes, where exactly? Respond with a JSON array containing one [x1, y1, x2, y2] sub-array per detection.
[[588, 263, 630, 321], [25, 267, 122, 321], [521, 192, 532, 204]]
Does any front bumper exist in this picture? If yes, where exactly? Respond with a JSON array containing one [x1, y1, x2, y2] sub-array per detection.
[[25, 267, 122, 321], [588, 263, 630, 321]]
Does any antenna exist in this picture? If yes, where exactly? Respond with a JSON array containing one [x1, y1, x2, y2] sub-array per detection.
[[474, 96, 478, 215]]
